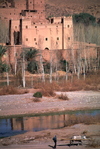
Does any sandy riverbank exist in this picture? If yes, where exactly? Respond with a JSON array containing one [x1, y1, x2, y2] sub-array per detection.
[[0, 90, 100, 117]]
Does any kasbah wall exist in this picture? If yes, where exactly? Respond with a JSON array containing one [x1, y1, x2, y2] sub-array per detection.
[[0, 0, 99, 70]]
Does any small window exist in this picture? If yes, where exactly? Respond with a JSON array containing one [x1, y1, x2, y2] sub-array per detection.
[[34, 38, 36, 41], [68, 37, 70, 40], [57, 37, 59, 40], [15, 26, 17, 29], [35, 42, 37, 45], [68, 25, 70, 28], [45, 38, 48, 41], [35, 26, 37, 28], [26, 25, 28, 29], [26, 38, 28, 41]]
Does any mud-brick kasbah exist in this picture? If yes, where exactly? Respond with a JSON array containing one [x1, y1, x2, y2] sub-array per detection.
[[0, 0, 100, 69]]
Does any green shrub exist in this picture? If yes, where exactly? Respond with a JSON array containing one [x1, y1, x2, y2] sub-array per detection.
[[33, 92, 42, 98]]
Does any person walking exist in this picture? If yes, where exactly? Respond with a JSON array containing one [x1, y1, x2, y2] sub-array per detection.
[[53, 135, 57, 148]]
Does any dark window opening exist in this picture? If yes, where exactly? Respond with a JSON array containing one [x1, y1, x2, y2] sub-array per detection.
[[14, 31, 20, 45], [34, 38, 36, 41], [45, 47, 49, 50], [26, 38, 28, 41], [57, 37, 59, 40], [26, 25, 28, 29], [68, 25, 70, 28], [51, 18, 54, 24], [45, 38, 48, 41], [35, 26, 37, 28], [68, 37, 70, 40], [61, 18, 63, 23]]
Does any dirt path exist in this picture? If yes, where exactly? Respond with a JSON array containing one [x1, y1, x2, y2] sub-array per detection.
[[0, 124, 100, 149], [0, 91, 100, 117]]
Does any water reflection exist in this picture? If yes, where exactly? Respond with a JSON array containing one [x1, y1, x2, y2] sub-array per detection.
[[11, 114, 67, 132], [0, 109, 100, 138]]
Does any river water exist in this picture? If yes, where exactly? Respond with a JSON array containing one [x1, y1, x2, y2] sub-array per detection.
[[0, 109, 100, 138]]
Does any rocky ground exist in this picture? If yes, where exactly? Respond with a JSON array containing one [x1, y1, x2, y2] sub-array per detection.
[[0, 90, 100, 149]]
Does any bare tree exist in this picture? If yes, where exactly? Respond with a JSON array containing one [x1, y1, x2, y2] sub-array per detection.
[[13, 35, 17, 75], [38, 36, 45, 82], [6, 53, 9, 86], [22, 49, 25, 88], [50, 49, 53, 83]]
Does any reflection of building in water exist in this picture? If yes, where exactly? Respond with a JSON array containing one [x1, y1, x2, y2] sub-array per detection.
[[11, 117, 24, 130], [11, 114, 68, 131]]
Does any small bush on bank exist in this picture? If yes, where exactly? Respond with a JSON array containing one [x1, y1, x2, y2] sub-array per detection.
[[40, 82, 56, 97], [33, 92, 42, 98], [88, 138, 100, 148], [58, 93, 69, 100]]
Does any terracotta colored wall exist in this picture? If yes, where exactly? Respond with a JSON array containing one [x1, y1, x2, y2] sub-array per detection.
[[0, 0, 46, 23]]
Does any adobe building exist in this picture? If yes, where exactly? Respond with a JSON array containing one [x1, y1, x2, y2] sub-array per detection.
[[0, 0, 99, 70], [0, 0, 46, 23], [10, 16, 73, 50]]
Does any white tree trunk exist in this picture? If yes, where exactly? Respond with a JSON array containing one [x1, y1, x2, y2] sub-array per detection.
[[66, 49, 68, 81], [6, 68, 9, 86], [55, 50, 58, 82], [22, 52, 25, 88], [13, 35, 17, 75], [40, 50, 45, 82], [31, 75, 33, 88], [50, 50, 53, 83]]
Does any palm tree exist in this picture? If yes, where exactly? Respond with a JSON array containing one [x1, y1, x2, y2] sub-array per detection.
[[21, 47, 39, 87], [24, 47, 39, 73], [0, 45, 8, 73]]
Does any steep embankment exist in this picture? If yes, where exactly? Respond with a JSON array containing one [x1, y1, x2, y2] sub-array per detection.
[[45, 0, 100, 19]]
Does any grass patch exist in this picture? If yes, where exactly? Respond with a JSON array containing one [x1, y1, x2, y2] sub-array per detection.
[[65, 114, 100, 126], [33, 98, 41, 102], [88, 138, 100, 148], [58, 93, 69, 100], [40, 82, 58, 97], [0, 86, 28, 95]]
